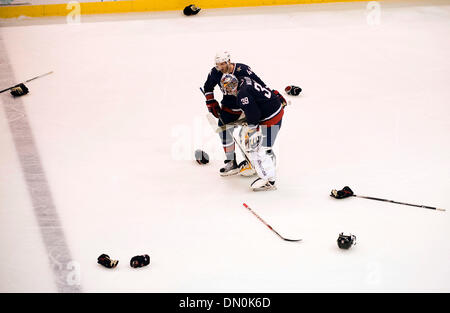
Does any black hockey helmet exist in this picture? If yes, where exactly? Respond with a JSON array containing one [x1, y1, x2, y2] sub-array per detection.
[[195, 149, 209, 165], [337, 233, 356, 249]]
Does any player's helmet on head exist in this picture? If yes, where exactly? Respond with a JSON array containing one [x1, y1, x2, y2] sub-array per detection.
[[215, 51, 231, 65], [220, 74, 238, 96]]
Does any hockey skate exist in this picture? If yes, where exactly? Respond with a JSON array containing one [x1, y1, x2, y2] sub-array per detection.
[[250, 178, 277, 191], [220, 159, 240, 176]]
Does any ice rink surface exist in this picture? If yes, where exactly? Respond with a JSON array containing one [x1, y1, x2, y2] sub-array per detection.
[[1, 0, 449, 292]]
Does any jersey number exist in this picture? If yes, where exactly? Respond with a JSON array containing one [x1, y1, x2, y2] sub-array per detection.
[[254, 82, 271, 99]]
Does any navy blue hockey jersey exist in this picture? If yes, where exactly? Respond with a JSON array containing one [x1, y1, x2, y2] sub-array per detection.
[[237, 77, 284, 127], [203, 63, 266, 97]]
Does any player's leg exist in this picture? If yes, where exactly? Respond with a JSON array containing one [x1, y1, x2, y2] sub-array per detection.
[[218, 102, 242, 176], [249, 120, 282, 191]]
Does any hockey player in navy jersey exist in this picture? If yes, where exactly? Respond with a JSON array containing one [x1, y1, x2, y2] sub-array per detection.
[[220, 73, 284, 191], [202, 51, 286, 177]]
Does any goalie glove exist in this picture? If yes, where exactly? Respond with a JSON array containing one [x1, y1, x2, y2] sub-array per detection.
[[330, 186, 354, 199], [10, 83, 29, 97]]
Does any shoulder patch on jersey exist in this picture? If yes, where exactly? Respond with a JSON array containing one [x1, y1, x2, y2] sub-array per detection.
[[244, 77, 252, 85]]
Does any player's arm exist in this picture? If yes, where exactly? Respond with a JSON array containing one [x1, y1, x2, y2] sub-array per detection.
[[240, 64, 267, 88], [249, 69, 286, 106], [203, 68, 221, 118]]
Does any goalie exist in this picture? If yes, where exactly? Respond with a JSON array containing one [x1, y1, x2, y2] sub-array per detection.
[[220, 74, 284, 191], [202, 51, 286, 177]]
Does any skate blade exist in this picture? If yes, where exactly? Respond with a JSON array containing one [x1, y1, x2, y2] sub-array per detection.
[[251, 185, 277, 192], [220, 168, 241, 177]]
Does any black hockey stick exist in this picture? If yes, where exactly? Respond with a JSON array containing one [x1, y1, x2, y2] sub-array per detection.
[[0, 71, 53, 94], [353, 194, 445, 211], [331, 186, 445, 211], [243, 203, 302, 242]]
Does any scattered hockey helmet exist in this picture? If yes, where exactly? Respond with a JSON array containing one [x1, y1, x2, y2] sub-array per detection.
[[220, 74, 238, 96], [337, 233, 356, 249], [215, 51, 231, 65], [195, 149, 209, 165]]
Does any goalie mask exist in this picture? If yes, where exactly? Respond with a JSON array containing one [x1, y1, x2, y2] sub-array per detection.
[[220, 74, 238, 96]]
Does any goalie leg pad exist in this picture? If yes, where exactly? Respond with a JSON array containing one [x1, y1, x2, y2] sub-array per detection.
[[249, 148, 276, 182]]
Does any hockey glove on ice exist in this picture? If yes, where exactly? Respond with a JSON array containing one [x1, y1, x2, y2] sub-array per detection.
[[97, 254, 119, 269], [330, 186, 354, 199], [285, 85, 302, 96], [10, 83, 29, 97]]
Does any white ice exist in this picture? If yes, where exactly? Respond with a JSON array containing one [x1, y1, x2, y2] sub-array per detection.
[[1, 0, 450, 292]]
